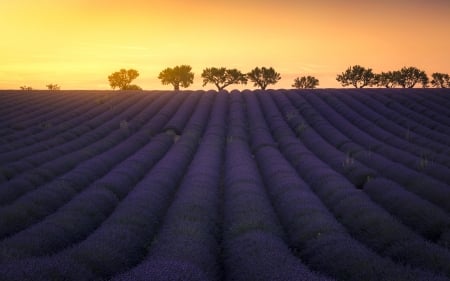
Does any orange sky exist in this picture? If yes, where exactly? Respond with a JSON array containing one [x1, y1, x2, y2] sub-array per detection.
[[0, 0, 449, 90]]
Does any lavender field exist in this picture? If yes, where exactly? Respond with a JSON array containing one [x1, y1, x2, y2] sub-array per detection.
[[0, 88, 449, 281]]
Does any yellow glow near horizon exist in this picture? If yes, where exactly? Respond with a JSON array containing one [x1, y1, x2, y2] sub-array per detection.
[[1, 0, 449, 90]]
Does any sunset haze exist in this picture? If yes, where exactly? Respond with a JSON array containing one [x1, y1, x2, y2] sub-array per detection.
[[1, 0, 449, 90]]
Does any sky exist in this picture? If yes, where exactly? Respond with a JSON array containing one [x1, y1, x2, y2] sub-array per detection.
[[0, 0, 449, 90]]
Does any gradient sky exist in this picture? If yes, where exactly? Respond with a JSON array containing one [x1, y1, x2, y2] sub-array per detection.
[[0, 0, 449, 90]]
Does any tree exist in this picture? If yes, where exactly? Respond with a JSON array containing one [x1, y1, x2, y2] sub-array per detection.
[[20, 86, 33, 91], [247, 67, 281, 90], [158, 65, 194, 90], [375, 71, 401, 88], [397, 66, 429, 88], [108, 69, 140, 90], [336, 65, 376, 88], [201, 67, 247, 90], [292, 76, 319, 89], [46, 84, 60, 90], [431, 72, 450, 88], [123, 84, 143, 90]]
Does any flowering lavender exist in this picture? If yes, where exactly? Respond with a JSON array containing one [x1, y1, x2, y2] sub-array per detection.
[[0, 89, 449, 281]]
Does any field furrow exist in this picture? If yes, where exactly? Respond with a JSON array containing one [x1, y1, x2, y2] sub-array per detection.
[[0, 89, 449, 281]]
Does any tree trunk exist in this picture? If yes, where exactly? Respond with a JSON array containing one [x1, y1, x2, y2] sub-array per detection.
[[216, 83, 223, 91], [173, 83, 180, 91]]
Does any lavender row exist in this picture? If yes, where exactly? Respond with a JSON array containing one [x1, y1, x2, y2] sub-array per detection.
[[253, 91, 446, 281], [0, 94, 155, 199], [0, 133, 174, 262], [221, 92, 331, 281], [56, 93, 214, 279], [0, 92, 30, 113], [363, 177, 450, 248], [113, 92, 225, 281], [331, 89, 449, 154], [0, 93, 102, 145], [266, 91, 450, 277], [353, 90, 450, 147], [307, 91, 450, 212], [0, 93, 179, 188], [0, 94, 90, 144], [369, 90, 450, 135], [162, 90, 213, 134], [0, 93, 82, 136], [0, 95, 139, 186], [0, 93, 143, 167], [341, 90, 450, 153], [318, 90, 450, 169], [392, 89, 450, 125], [298, 91, 450, 183], [0, 93, 132, 148], [0, 92, 69, 125], [0, 92, 190, 238], [269, 90, 377, 188], [0, 92, 74, 139], [0, 91, 67, 116], [0, 93, 214, 281]]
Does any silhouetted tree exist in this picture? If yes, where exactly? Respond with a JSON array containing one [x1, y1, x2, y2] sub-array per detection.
[[158, 65, 194, 90], [375, 71, 401, 88], [108, 69, 140, 90], [247, 67, 281, 90], [201, 67, 247, 90], [396, 67, 428, 88], [20, 86, 33, 90], [292, 76, 319, 89], [46, 84, 60, 90], [123, 84, 143, 90], [431, 72, 450, 88], [336, 65, 376, 88]]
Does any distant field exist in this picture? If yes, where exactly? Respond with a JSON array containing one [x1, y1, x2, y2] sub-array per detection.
[[0, 88, 449, 281]]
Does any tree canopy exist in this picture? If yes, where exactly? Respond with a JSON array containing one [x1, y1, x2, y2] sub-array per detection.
[[247, 67, 281, 90], [46, 84, 60, 90], [336, 65, 376, 88], [292, 76, 319, 89], [431, 72, 449, 88], [397, 66, 429, 88], [375, 71, 401, 88], [20, 86, 33, 91], [158, 65, 194, 90], [123, 84, 143, 90], [108, 69, 140, 90], [201, 67, 247, 90], [99, 64, 443, 90]]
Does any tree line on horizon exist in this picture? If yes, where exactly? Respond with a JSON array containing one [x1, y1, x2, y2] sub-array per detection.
[[19, 84, 61, 91], [107, 65, 449, 91], [19, 65, 449, 91], [108, 66, 288, 91], [336, 65, 450, 89]]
